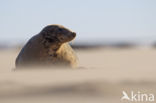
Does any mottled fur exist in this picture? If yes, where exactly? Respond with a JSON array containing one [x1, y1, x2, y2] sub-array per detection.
[[16, 24, 78, 68]]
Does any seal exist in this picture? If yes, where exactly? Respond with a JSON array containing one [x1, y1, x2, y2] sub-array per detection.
[[15, 24, 78, 68]]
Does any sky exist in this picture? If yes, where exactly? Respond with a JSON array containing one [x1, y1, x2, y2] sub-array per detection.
[[0, 0, 156, 44]]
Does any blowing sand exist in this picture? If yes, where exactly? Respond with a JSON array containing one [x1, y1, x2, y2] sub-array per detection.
[[0, 48, 156, 103]]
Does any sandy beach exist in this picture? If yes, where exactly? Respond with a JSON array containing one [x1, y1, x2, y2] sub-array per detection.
[[0, 48, 156, 103]]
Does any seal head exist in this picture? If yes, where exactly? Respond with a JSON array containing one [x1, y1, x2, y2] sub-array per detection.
[[41, 25, 76, 44]]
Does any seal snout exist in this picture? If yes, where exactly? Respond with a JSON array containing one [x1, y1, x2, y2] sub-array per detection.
[[71, 32, 76, 38]]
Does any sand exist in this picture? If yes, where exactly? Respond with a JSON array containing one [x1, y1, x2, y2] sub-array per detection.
[[0, 48, 156, 103]]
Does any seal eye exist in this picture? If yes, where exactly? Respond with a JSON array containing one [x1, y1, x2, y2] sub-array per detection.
[[59, 28, 63, 32]]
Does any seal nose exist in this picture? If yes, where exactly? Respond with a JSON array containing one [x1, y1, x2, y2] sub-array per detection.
[[72, 32, 76, 37]]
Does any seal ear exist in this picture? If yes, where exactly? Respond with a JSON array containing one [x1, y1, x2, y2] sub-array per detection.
[[45, 37, 55, 43]]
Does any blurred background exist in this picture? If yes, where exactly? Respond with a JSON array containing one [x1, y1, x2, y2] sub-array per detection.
[[0, 0, 156, 46], [0, 0, 156, 103]]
